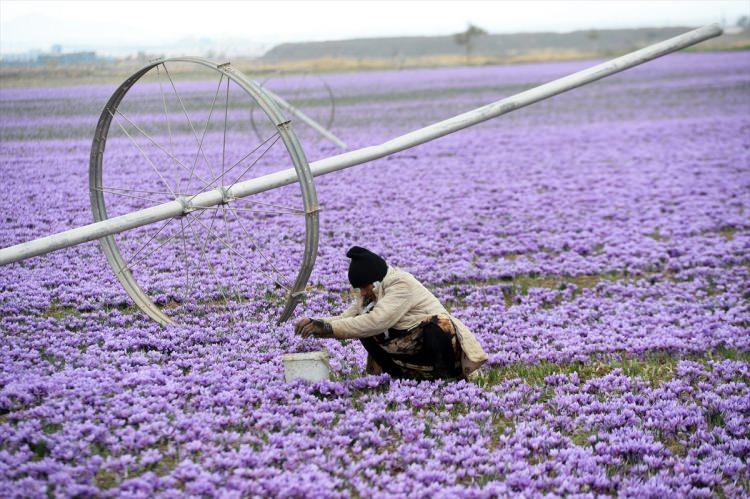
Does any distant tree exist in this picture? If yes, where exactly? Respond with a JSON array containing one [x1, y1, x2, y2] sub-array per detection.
[[587, 29, 600, 55], [738, 15, 749, 30], [454, 24, 488, 64], [391, 49, 406, 70]]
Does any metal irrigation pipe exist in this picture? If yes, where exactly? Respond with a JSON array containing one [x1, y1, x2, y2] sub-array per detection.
[[262, 87, 347, 150], [0, 23, 723, 266]]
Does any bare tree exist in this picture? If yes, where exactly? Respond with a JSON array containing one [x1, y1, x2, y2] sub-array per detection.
[[454, 24, 488, 64]]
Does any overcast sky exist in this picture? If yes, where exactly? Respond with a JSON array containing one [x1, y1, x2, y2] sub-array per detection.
[[1, 0, 748, 56]]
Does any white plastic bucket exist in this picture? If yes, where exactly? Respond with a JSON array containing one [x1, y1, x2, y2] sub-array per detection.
[[282, 350, 330, 382]]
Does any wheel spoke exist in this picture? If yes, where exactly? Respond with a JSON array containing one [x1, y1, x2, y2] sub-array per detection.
[[187, 131, 280, 203], [98, 185, 173, 196], [162, 63, 217, 191], [117, 211, 205, 277], [155, 65, 175, 189], [109, 110, 176, 197], [235, 198, 305, 214], [192, 214, 291, 290], [116, 217, 175, 275], [184, 210, 233, 320], [178, 218, 191, 296], [225, 134, 282, 191], [222, 205, 244, 320], [91, 186, 167, 205], [228, 207, 289, 284], [186, 207, 219, 298], [114, 108, 212, 190], [181, 74, 225, 196], [222, 76, 230, 188]]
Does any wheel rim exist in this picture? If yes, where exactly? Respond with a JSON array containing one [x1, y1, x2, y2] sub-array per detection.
[[89, 57, 319, 326], [250, 72, 336, 147]]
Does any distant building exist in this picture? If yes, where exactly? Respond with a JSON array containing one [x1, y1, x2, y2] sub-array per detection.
[[38, 51, 98, 65], [1, 48, 103, 67], [0, 51, 42, 64]]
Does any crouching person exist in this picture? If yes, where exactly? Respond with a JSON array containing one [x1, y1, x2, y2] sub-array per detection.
[[295, 246, 488, 380]]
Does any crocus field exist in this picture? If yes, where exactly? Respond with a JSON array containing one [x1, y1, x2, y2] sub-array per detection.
[[1, 50, 749, 497]]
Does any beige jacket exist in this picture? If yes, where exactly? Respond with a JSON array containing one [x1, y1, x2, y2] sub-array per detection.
[[325, 266, 488, 376]]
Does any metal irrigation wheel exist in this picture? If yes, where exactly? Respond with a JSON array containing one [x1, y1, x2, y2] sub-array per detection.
[[89, 57, 319, 326], [250, 72, 336, 147]]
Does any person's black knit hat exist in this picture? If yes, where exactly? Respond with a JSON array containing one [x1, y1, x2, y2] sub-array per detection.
[[346, 246, 387, 288]]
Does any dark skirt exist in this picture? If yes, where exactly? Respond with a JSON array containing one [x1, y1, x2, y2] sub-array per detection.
[[359, 315, 462, 380]]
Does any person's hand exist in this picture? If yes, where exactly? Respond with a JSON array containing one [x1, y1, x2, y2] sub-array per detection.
[[300, 319, 334, 338], [294, 317, 312, 335]]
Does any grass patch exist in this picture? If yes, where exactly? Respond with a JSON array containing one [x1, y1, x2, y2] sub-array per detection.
[[570, 429, 597, 447], [476, 358, 617, 388], [151, 452, 181, 478], [645, 227, 667, 241], [706, 345, 750, 363], [92, 440, 181, 490], [662, 437, 687, 458], [39, 349, 66, 371], [90, 442, 111, 458], [28, 439, 50, 461], [490, 271, 623, 309], [44, 299, 141, 321], [491, 414, 515, 437], [94, 468, 119, 490], [42, 300, 82, 319], [102, 302, 139, 315], [718, 227, 737, 241], [475, 348, 750, 390], [706, 410, 725, 430], [438, 265, 692, 311], [42, 422, 62, 435], [516, 272, 619, 293], [330, 368, 366, 382]]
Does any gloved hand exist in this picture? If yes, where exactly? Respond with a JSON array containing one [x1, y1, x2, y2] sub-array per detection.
[[294, 317, 312, 335], [300, 319, 334, 338]]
